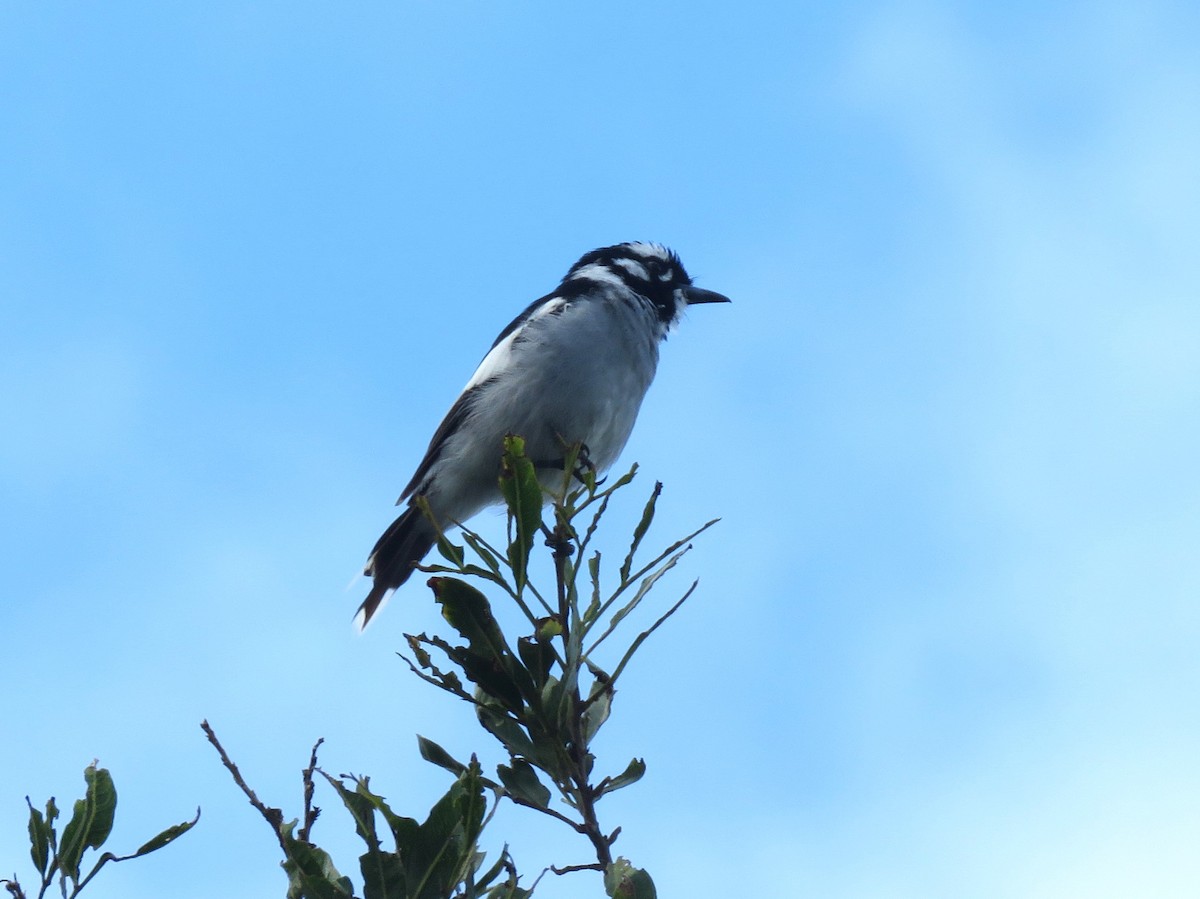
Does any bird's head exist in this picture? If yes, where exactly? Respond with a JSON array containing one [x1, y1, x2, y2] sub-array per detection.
[[563, 242, 731, 326]]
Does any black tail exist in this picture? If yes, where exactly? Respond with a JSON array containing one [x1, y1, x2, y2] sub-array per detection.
[[356, 504, 437, 629]]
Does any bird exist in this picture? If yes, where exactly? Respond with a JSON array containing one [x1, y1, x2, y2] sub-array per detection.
[[356, 241, 730, 628]]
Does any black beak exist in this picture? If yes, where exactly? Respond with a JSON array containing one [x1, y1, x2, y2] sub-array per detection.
[[681, 285, 732, 305]]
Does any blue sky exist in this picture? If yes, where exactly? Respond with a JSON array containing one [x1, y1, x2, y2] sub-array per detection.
[[4, 1, 1200, 896]]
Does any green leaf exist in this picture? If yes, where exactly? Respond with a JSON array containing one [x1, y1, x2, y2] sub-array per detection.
[[597, 758, 646, 797], [280, 821, 356, 899], [499, 435, 543, 588], [131, 808, 201, 856], [535, 617, 563, 641], [604, 857, 657, 899], [405, 636, 433, 670], [432, 577, 537, 710], [26, 797, 51, 876], [496, 760, 551, 810], [57, 764, 117, 881], [539, 675, 571, 732], [584, 552, 603, 624], [607, 581, 699, 689], [344, 776, 421, 854], [434, 533, 465, 567], [588, 541, 701, 659], [433, 579, 510, 663], [516, 635, 555, 688], [620, 482, 662, 582], [84, 765, 117, 847], [461, 529, 504, 577], [407, 761, 488, 899], [454, 649, 524, 710], [476, 707, 539, 762], [613, 549, 685, 629], [485, 881, 533, 899], [320, 774, 382, 848], [581, 688, 611, 745], [417, 735, 468, 777], [359, 844, 406, 899], [473, 844, 526, 897]]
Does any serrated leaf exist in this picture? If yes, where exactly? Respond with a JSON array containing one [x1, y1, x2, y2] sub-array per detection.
[[417, 735, 468, 777]]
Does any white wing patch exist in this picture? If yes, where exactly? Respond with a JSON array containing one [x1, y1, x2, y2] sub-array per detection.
[[464, 297, 568, 390]]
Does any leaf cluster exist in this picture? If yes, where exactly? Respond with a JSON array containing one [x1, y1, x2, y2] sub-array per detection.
[[402, 437, 716, 896], [7, 442, 711, 899], [200, 437, 713, 899], [201, 723, 524, 899], [3, 763, 197, 899]]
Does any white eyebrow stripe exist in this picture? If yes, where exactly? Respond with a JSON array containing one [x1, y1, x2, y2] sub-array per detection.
[[613, 258, 649, 280], [567, 264, 628, 289], [626, 242, 672, 262]]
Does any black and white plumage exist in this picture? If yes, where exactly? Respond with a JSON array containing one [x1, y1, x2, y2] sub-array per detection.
[[357, 242, 729, 628]]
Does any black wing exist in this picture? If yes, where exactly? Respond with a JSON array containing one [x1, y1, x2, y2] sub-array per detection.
[[486, 290, 566, 351], [397, 385, 481, 502], [397, 291, 569, 502]]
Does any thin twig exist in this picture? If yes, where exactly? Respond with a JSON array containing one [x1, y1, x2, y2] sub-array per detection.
[[199, 720, 287, 851], [549, 862, 605, 875], [501, 792, 588, 832], [299, 738, 324, 842]]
